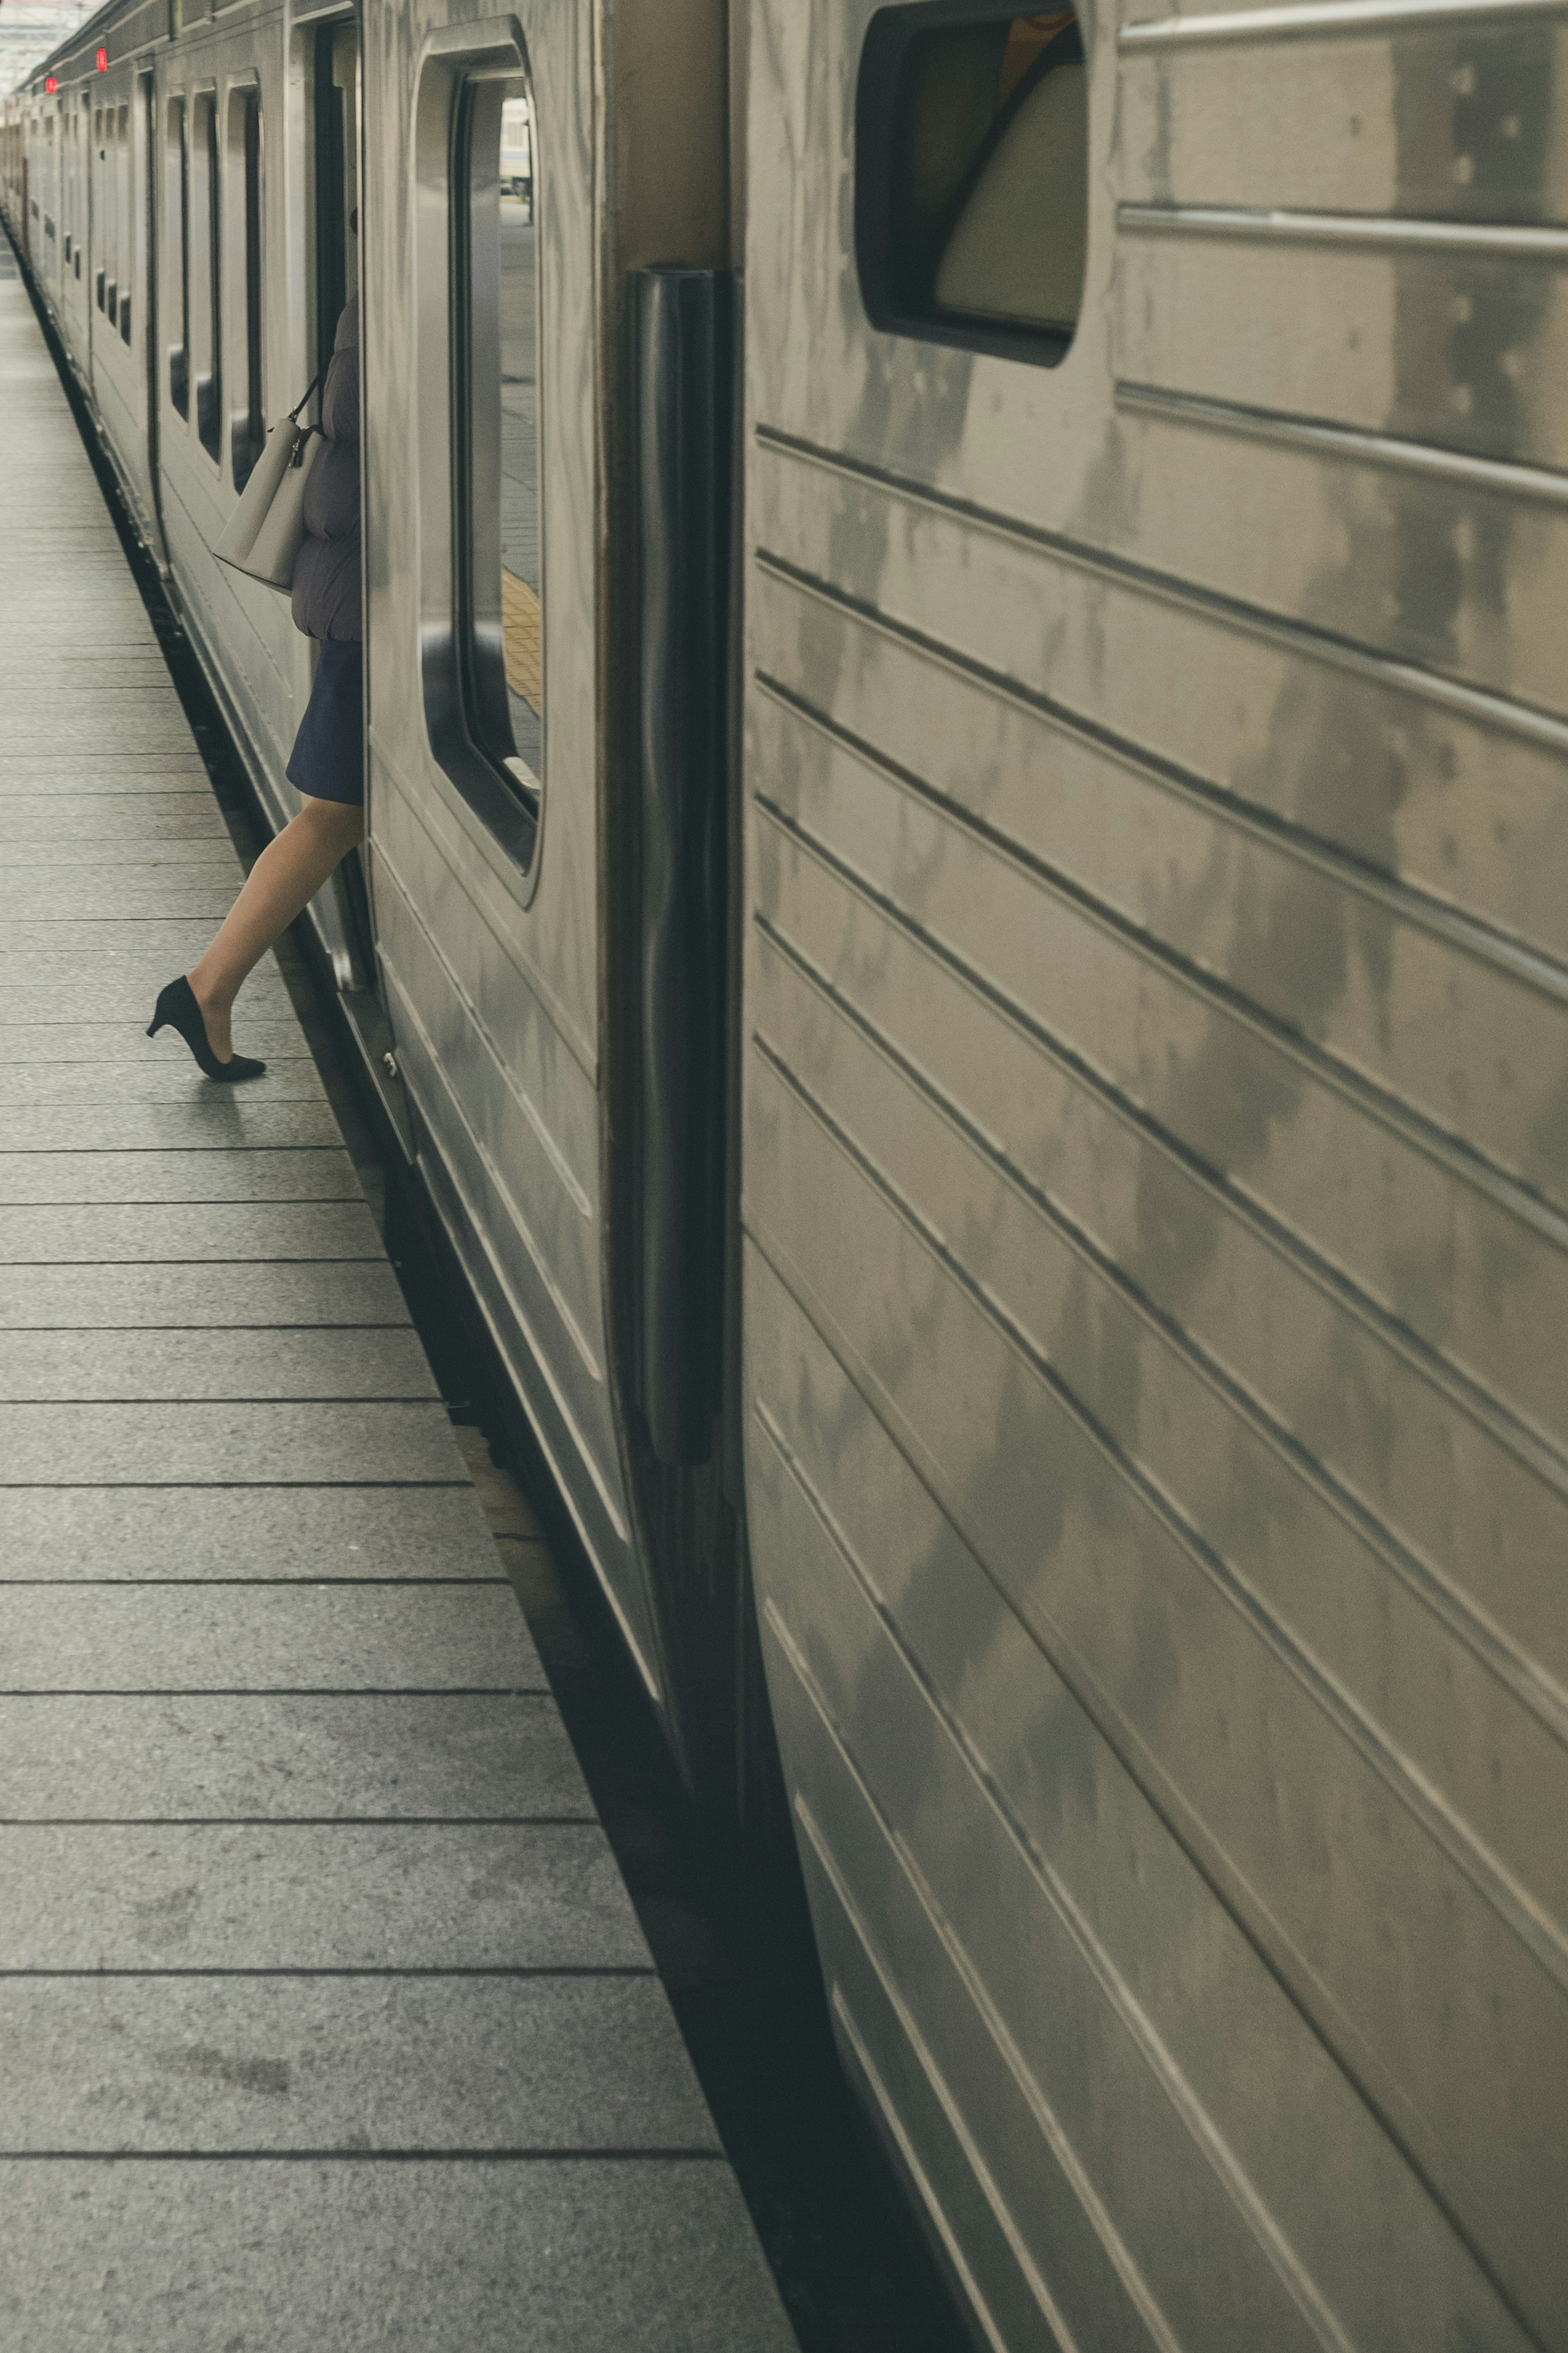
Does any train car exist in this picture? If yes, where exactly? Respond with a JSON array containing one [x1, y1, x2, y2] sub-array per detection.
[[4, 2, 1566, 2348]]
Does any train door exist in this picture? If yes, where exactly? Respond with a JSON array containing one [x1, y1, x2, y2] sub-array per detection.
[[370, 9, 650, 1658], [365, 0, 736, 1733]]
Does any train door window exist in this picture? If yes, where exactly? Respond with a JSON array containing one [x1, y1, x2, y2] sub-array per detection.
[[227, 88, 263, 488], [166, 97, 188, 415], [457, 71, 543, 793], [192, 91, 221, 459], [117, 104, 131, 342], [112, 108, 124, 328], [94, 109, 105, 310], [856, 6, 1088, 365], [106, 111, 118, 324], [105, 111, 114, 324]]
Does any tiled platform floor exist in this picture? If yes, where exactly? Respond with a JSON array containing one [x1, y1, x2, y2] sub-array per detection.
[[0, 235, 793, 2350]]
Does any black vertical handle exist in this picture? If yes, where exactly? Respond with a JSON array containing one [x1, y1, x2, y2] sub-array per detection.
[[631, 266, 735, 1466]]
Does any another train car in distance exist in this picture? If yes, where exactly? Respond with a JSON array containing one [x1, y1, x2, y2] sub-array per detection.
[[5, 2, 1567, 2346]]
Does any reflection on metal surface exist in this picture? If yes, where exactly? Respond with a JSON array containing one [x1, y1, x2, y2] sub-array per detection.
[[1114, 382, 1568, 508], [856, 7, 1089, 364], [1121, 0, 1568, 49], [1118, 202, 1568, 260], [743, 0, 1568, 2339]]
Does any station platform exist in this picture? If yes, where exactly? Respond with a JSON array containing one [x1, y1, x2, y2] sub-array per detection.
[[0, 239, 794, 2350]]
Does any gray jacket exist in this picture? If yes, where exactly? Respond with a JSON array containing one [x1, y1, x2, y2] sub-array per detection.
[[291, 296, 361, 644]]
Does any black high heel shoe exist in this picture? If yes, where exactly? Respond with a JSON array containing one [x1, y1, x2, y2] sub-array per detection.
[[146, 976, 266, 1083]]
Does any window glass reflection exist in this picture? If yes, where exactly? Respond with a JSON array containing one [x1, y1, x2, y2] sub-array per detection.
[[857, 8, 1088, 363], [496, 82, 540, 776]]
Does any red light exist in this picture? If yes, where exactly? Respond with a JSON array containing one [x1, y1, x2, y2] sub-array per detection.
[[96, 47, 108, 71], [44, 76, 56, 94]]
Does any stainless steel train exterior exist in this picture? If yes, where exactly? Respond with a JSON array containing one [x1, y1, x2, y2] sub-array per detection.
[[5, 0, 1567, 2345]]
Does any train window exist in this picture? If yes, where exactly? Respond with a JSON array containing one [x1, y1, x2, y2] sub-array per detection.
[[856, 5, 1088, 365], [413, 41, 541, 872], [117, 105, 131, 344], [457, 72, 543, 794], [229, 90, 263, 489], [106, 110, 117, 325], [193, 92, 220, 459], [167, 98, 188, 415], [94, 111, 105, 312], [107, 109, 119, 326]]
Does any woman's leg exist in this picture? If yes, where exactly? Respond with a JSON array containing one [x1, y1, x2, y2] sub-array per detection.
[[187, 795, 365, 1061]]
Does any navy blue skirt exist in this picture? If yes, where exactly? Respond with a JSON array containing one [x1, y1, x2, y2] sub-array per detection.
[[286, 639, 364, 807]]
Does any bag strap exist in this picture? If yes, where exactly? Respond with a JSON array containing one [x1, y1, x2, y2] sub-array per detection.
[[287, 370, 325, 425]]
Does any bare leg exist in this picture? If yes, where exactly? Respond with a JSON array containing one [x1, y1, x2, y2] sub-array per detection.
[[187, 795, 365, 1061]]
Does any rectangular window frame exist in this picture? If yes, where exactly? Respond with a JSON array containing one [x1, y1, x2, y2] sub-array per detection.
[[192, 88, 221, 462], [167, 95, 189, 416], [413, 29, 544, 890], [94, 108, 106, 312], [855, 0, 1087, 371], [74, 105, 84, 279], [117, 103, 131, 343], [106, 107, 118, 328], [227, 84, 263, 489]]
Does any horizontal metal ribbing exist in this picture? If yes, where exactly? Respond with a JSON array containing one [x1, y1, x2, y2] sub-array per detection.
[[1117, 378, 1568, 508], [1118, 202, 1568, 263], [752, 421, 1568, 759], [753, 546, 1568, 1015], [1122, 0, 1568, 51]]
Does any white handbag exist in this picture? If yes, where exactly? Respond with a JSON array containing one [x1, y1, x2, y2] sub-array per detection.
[[213, 377, 324, 594]]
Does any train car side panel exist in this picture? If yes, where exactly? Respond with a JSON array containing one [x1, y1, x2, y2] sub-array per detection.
[[739, 0, 1568, 2345]]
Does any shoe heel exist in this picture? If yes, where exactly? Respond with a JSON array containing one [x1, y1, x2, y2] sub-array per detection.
[[146, 980, 180, 1044], [145, 974, 265, 1085]]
